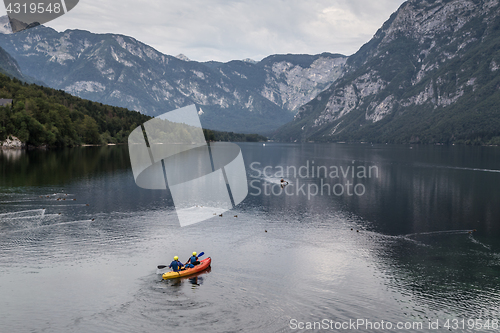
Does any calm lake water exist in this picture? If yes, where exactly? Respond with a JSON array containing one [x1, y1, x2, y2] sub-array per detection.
[[0, 143, 499, 332]]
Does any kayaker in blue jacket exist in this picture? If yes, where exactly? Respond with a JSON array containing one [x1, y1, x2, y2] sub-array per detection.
[[169, 256, 184, 272], [185, 252, 200, 268]]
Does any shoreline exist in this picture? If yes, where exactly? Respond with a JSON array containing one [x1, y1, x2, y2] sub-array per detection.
[[1, 140, 498, 150], [0, 136, 24, 150]]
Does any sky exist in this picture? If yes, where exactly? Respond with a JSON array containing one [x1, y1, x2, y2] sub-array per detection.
[[1, 0, 406, 62]]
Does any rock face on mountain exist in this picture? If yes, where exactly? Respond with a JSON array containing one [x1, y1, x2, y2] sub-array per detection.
[[0, 22, 346, 134], [274, 0, 500, 144], [0, 17, 28, 80], [0, 45, 32, 82]]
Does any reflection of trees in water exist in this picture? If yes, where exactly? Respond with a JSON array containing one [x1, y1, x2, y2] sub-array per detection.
[[0, 145, 131, 186], [0, 148, 22, 162]]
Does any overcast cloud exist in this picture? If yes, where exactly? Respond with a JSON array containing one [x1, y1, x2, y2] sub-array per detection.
[[1, 0, 406, 62]]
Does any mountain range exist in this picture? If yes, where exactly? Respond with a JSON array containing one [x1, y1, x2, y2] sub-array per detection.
[[274, 0, 500, 144], [1, 0, 499, 144], [0, 15, 346, 134]]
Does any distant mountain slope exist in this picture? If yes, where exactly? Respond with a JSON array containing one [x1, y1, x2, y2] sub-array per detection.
[[0, 21, 346, 134], [0, 45, 25, 80], [0, 17, 33, 82], [274, 0, 500, 145], [232, 53, 346, 113], [0, 45, 43, 84]]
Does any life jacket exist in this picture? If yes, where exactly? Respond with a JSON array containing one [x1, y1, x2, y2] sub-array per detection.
[[190, 256, 197, 264], [170, 260, 182, 271]]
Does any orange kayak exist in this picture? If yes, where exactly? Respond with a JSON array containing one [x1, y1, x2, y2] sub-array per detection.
[[162, 257, 211, 280]]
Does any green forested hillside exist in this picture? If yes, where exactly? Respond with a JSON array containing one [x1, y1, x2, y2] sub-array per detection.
[[0, 74, 151, 146]]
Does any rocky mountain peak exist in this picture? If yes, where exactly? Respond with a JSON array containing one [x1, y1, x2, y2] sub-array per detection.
[[175, 53, 191, 62], [275, 0, 500, 144], [242, 58, 258, 64]]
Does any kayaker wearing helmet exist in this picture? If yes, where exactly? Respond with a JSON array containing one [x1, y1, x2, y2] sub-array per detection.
[[185, 252, 201, 268], [169, 256, 184, 272]]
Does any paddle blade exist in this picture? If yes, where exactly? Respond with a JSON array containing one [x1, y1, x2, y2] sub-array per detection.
[[198, 252, 204, 257], [157, 265, 167, 269]]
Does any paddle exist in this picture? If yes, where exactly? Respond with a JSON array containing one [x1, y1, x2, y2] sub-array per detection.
[[157, 252, 204, 269]]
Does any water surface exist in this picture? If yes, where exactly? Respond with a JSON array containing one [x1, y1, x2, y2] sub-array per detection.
[[0, 143, 499, 332]]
